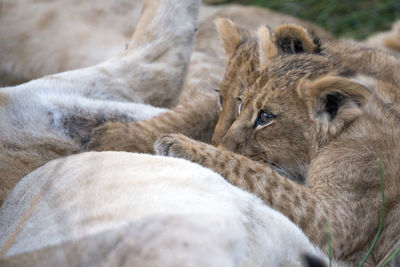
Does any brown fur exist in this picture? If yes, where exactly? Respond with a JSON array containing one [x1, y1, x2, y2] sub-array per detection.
[[211, 42, 261, 146], [155, 23, 400, 266]]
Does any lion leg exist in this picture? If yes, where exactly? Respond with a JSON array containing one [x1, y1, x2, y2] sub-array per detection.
[[87, 90, 219, 153], [23, 0, 201, 108], [90, 0, 202, 107], [44, 95, 167, 147]]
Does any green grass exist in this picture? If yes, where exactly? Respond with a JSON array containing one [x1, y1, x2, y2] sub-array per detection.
[[382, 246, 400, 266], [328, 221, 332, 267], [226, 0, 400, 40]]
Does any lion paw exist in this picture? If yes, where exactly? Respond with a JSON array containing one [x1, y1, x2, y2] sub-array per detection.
[[155, 133, 200, 160]]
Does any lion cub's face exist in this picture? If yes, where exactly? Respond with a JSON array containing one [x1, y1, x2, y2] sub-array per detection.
[[215, 21, 370, 182], [212, 19, 260, 146]]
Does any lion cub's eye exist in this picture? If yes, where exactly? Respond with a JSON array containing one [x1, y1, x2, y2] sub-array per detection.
[[237, 97, 242, 116], [254, 110, 276, 128], [218, 95, 223, 110]]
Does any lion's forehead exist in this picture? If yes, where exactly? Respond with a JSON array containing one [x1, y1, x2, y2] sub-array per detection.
[[242, 54, 343, 104], [221, 42, 260, 96], [229, 40, 258, 70], [223, 41, 346, 115], [241, 78, 315, 119], [269, 55, 337, 80]]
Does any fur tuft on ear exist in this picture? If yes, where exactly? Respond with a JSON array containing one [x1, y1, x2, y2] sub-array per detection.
[[257, 26, 278, 69], [274, 24, 320, 54], [215, 18, 250, 58], [297, 74, 372, 137]]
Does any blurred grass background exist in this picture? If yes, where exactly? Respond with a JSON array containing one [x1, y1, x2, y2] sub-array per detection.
[[206, 0, 400, 40]]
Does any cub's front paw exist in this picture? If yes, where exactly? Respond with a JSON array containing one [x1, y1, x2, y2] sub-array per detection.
[[154, 134, 191, 158], [154, 134, 185, 157]]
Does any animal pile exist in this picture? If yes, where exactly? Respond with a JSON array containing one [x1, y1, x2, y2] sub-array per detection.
[[0, 0, 399, 266]]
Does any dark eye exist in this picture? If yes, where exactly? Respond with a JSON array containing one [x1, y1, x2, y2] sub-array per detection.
[[236, 97, 242, 116], [219, 95, 223, 109], [254, 110, 276, 128]]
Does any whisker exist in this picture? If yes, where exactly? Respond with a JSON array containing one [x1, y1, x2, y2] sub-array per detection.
[[236, 72, 249, 91], [256, 159, 304, 184]]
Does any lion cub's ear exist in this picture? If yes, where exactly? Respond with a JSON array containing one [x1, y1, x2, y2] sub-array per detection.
[[215, 18, 251, 58], [257, 24, 320, 68], [297, 74, 373, 137], [274, 24, 319, 54], [257, 26, 278, 69]]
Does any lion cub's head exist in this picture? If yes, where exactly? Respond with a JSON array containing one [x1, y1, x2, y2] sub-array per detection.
[[215, 20, 372, 182]]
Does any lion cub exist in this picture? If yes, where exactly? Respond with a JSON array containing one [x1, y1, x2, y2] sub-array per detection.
[[155, 23, 400, 265], [212, 19, 400, 149]]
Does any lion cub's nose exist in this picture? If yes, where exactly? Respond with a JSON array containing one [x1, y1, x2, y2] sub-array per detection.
[[211, 130, 224, 147], [217, 119, 251, 152], [218, 131, 241, 152]]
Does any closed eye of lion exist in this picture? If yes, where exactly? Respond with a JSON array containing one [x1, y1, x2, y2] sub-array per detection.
[[155, 22, 400, 266]]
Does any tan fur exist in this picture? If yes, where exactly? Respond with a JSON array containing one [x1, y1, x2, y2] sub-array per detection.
[[155, 23, 400, 266], [211, 22, 400, 147], [384, 36, 400, 51], [257, 26, 278, 67], [215, 18, 250, 58], [298, 75, 370, 139]]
